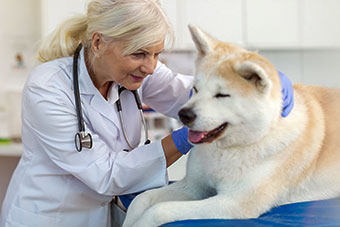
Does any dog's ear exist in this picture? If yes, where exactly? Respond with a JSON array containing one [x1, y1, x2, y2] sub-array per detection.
[[188, 24, 216, 56], [235, 61, 272, 94]]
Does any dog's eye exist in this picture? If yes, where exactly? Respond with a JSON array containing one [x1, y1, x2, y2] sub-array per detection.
[[244, 73, 258, 81], [215, 93, 230, 98], [193, 86, 198, 93]]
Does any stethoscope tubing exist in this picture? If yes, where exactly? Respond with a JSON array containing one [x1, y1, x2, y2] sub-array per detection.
[[73, 43, 93, 152], [73, 43, 85, 133], [116, 86, 150, 149]]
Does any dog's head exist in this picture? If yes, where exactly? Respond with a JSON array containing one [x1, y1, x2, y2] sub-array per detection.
[[179, 25, 283, 148]]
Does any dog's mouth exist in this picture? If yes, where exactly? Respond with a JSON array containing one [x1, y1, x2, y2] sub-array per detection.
[[188, 123, 228, 144]]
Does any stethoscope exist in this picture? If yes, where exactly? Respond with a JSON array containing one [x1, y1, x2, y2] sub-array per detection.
[[73, 43, 150, 152]]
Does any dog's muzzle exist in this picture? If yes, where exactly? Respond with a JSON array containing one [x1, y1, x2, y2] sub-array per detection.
[[178, 107, 229, 144]]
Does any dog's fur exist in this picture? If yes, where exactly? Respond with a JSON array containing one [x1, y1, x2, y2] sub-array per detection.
[[123, 25, 340, 227]]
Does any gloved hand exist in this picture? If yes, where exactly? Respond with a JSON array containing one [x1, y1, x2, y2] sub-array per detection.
[[171, 126, 193, 155], [278, 71, 294, 117]]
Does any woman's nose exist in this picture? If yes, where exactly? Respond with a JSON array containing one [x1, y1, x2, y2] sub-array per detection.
[[140, 57, 157, 75]]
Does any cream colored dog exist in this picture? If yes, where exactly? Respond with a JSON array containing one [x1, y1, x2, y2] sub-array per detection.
[[123, 25, 340, 227]]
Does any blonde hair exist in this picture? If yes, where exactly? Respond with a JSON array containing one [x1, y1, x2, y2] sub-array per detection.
[[37, 0, 174, 62]]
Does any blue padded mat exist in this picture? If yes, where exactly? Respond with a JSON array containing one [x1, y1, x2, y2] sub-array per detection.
[[119, 194, 340, 227]]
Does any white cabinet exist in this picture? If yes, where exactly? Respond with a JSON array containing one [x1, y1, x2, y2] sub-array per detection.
[[245, 0, 300, 48], [161, 0, 340, 50], [301, 0, 340, 48], [178, 0, 243, 49], [245, 0, 340, 49], [161, 0, 243, 49], [39, 0, 340, 50]]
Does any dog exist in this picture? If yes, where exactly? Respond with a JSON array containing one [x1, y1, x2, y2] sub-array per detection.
[[122, 25, 340, 227]]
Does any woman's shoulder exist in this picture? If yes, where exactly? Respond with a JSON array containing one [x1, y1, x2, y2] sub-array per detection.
[[26, 56, 73, 89]]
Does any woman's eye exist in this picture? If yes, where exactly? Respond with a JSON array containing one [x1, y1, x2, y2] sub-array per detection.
[[131, 53, 145, 58], [215, 93, 230, 98]]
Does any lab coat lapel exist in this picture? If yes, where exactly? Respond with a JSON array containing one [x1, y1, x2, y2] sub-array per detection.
[[89, 92, 119, 126]]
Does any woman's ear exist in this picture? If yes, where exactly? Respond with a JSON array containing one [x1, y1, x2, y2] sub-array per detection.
[[90, 32, 103, 57]]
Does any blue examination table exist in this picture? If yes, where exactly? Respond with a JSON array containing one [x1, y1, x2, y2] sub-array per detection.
[[119, 193, 340, 226]]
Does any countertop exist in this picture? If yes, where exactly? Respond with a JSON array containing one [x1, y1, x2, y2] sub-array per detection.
[[0, 143, 23, 157]]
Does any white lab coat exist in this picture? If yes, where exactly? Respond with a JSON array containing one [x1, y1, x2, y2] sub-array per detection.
[[0, 48, 193, 227]]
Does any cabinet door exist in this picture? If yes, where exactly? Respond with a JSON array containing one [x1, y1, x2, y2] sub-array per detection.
[[246, 0, 299, 48], [176, 0, 243, 49], [301, 0, 340, 48]]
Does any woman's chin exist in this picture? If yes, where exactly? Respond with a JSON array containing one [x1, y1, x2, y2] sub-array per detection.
[[120, 81, 143, 91]]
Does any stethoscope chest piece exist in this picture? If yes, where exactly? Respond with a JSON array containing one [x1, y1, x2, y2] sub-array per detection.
[[75, 131, 93, 152]]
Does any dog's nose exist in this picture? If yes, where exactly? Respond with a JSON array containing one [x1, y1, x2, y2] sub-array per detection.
[[178, 108, 196, 125]]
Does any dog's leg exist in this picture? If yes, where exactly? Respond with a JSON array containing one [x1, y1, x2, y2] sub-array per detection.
[[123, 180, 199, 227], [132, 194, 242, 227], [132, 172, 293, 227]]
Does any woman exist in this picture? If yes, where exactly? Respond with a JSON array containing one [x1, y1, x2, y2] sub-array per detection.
[[0, 0, 293, 226]]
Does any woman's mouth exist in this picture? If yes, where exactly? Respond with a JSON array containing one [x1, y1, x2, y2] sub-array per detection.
[[130, 74, 144, 82]]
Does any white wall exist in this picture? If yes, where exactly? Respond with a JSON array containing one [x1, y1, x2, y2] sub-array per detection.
[[40, 0, 88, 38], [0, 0, 41, 139], [0, 0, 41, 81], [0, 0, 41, 213]]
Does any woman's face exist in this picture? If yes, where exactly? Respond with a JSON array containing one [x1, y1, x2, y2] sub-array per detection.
[[93, 39, 164, 91]]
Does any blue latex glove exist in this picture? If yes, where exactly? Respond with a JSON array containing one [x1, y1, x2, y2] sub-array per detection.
[[171, 126, 193, 155], [278, 71, 294, 117]]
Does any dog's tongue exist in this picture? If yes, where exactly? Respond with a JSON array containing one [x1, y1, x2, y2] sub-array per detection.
[[188, 130, 207, 143]]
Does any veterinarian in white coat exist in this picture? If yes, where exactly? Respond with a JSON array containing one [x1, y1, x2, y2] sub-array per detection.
[[0, 1, 294, 226], [0, 1, 194, 226]]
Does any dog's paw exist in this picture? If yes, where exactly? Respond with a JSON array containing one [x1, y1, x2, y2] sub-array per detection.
[[123, 191, 158, 227], [133, 202, 176, 227], [132, 206, 162, 227]]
